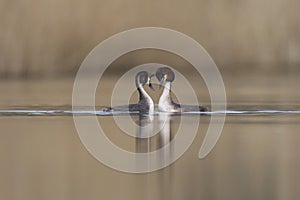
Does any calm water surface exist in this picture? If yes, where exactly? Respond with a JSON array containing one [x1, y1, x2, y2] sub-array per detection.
[[0, 74, 299, 200]]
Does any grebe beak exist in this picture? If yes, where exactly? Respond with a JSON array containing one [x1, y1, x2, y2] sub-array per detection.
[[148, 74, 155, 91], [148, 83, 155, 91], [159, 74, 167, 89]]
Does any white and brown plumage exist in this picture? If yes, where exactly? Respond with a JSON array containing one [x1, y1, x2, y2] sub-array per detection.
[[103, 71, 154, 113], [156, 67, 208, 113]]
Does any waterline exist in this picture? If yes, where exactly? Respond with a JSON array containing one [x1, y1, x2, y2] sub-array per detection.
[[1, 105, 300, 116]]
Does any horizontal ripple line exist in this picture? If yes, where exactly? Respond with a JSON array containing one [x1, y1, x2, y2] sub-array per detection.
[[0, 109, 300, 116]]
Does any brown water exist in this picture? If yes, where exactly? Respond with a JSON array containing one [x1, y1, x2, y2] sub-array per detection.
[[0, 73, 300, 200]]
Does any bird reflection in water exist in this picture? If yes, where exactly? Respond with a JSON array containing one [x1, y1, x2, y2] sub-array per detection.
[[135, 113, 175, 200], [135, 113, 174, 154], [135, 113, 154, 153]]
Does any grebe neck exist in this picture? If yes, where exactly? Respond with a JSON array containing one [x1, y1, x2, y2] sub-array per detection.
[[158, 82, 174, 111], [137, 83, 154, 113]]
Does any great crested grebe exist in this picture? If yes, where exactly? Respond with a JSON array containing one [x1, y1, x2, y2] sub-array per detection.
[[155, 67, 208, 113], [103, 71, 155, 113]]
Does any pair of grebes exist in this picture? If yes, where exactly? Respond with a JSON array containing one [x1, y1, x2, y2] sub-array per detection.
[[104, 67, 208, 113]]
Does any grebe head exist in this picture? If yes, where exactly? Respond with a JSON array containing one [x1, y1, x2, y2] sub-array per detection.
[[156, 67, 175, 89], [135, 71, 155, 91]]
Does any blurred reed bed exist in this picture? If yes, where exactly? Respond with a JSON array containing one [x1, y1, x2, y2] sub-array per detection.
[[0, 0, 299, 78]]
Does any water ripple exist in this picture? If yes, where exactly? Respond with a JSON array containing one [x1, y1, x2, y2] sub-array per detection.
[[0, 105, 300, 116]]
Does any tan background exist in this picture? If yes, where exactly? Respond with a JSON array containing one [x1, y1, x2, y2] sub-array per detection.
[[1, 1, 300, 199], [1, 0, 300, 78]]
